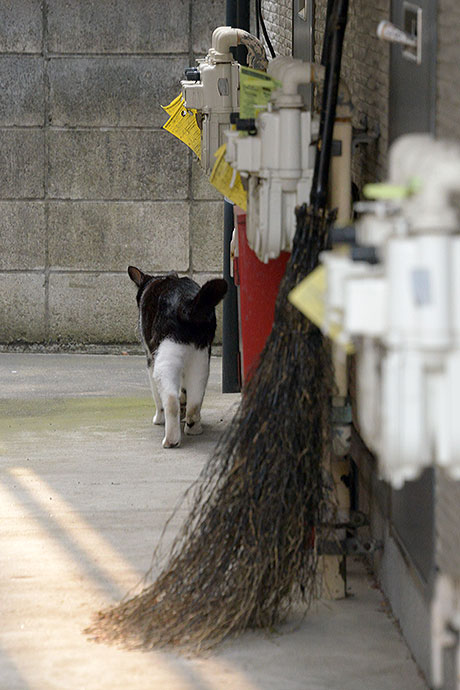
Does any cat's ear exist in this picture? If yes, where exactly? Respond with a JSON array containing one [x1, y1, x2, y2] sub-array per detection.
[[128, 266, 145, 287], [200, 278, 228, 308], [191, 278, 228, 320]]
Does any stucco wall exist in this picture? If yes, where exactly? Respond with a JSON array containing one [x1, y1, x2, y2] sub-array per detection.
[[0, 0, 226, 347]]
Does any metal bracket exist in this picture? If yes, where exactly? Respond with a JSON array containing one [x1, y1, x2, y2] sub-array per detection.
[[352, 117, 380, 150], [334, 510, 369, 530], [318, 536, 383, 556], [332, 401, 353, 425], [377, 7, 423, 65]]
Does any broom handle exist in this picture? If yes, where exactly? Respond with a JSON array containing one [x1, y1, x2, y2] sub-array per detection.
[[320, 0, 336, 67], [311, 0, 349, 215]]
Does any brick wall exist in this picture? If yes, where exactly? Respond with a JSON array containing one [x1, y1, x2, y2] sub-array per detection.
[[436, 0, 460, 139], [260, 0, 390, 189], [0, 0, 225, 347], [261, 0, 292, 56], [435, 0, 460, 585], [314, 0, 390, 189]]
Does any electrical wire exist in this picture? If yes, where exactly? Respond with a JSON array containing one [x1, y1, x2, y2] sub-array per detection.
[[256, 0, 276, 58]]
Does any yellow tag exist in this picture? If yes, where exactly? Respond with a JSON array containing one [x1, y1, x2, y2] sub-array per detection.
[[288, 266, 355, 354], [161, 93, 183, 115], [162, 94, 201, 159], [209, 144, 247, 210], [239, 66, 281, 119]]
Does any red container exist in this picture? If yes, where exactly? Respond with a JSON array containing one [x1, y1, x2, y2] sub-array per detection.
[[234, 208, 289, 382]]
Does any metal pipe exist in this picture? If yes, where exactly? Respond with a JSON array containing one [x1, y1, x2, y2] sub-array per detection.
[[222, 0, 250, 392], [222, 200, 240, 392]]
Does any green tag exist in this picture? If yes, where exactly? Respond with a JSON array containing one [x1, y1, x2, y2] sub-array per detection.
[[239, 66, 281, 119], [363, 176, 422, 200]]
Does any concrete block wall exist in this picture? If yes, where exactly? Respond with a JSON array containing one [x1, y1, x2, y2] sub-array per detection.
[[0, 0, 226, 347]]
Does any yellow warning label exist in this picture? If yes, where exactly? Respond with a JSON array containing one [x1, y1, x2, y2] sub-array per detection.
[[162, 94, 201, 159], [288, 266, 355, 354], [209, 144, 247, 210], [239, 66, 281, 119]]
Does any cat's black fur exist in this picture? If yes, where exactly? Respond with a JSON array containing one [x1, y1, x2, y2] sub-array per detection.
[[128, 267, 227, 358], [128, 265, 227, 448]]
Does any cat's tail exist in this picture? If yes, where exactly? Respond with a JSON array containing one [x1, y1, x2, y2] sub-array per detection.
[[183, 279, 228, 323]]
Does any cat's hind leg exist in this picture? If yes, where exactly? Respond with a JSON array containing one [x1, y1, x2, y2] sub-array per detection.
[[183, 347, 210, 436], [147, 364, 164, 425], [153, 340, 186, 448], [180, 378, 187, 421]]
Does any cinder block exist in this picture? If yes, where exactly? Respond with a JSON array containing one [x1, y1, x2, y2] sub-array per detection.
[[0, 273, 46, 342], [191, 158, 222, 200], [0, 202, 45, 270], [47, 0, 189, 54], [191, 0, 226, 54], [48, 201, 190, 272], [191, 201, 224, 272], [0, 0, 42, 53], [48, 57, 186, 128], [0, 56, 43, 126], [48, 272, 139, 343], [0, 130, 44, 198], [47, 130, 189, 200]]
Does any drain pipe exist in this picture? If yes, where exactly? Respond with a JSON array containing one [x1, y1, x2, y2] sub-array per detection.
[[222, 0, 251, 392], [328, 81, 353, 225]]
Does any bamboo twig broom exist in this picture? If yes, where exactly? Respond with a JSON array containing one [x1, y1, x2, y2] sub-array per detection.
[[87, 0, 349, 653]]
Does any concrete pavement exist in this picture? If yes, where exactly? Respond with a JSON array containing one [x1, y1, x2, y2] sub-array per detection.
[[0, 353, 428, 690]]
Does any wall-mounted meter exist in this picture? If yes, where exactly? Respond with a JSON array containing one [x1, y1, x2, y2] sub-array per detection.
[[318, 134, 460, 487], [181, 26, 267, 174]]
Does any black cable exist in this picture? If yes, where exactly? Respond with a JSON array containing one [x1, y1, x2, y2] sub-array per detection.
[[256, 0, 276, 58], [255, 0, 260, 39], [311, 0, 349, 213]]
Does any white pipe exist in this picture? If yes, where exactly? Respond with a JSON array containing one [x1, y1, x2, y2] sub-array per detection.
[[211, 27, 234, 53], [279, 108, 301, 174], [390, 134, 460, 233], [282, 61, 324, 96], [328, 81, 352, 223], [210, 26, 267, 69], [267, 56, 291, 81], [268, 57, 325, 105]]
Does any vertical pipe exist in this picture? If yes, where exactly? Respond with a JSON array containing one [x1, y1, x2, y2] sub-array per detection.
[[226, 1, 237, 26], [236, 0, 250, 63], [222, 0, 250, 392], [222, 201, 240, 392]]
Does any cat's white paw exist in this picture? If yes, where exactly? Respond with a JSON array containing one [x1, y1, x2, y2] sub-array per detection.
[[184, 420, 203, 436], [153, 409, 165, 425], [162, 435, 181, 449]]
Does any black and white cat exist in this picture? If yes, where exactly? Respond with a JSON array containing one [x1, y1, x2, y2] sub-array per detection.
[[128, 266, 227, 449]]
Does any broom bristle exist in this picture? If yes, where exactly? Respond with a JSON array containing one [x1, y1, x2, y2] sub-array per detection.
[[86, 205, 335, 652]]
